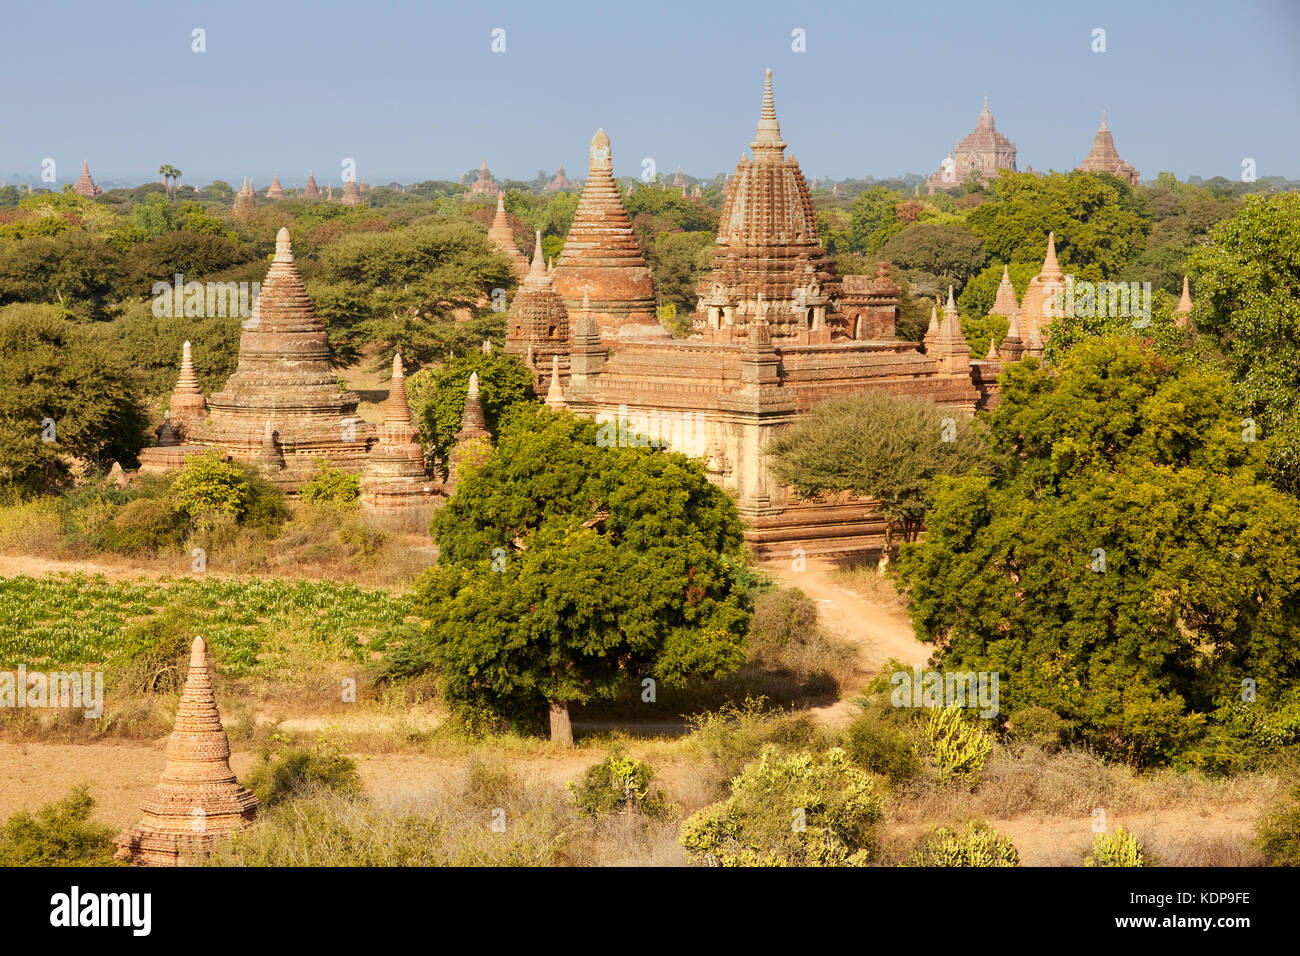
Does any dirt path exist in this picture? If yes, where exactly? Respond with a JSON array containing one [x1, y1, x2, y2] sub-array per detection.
[[761, 557, 930, 725]]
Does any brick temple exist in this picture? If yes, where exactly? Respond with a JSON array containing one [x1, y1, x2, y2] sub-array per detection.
[[73, 161, 103, 198], [1078, 112, 1140, 185], [925, 97, 1018, 193]]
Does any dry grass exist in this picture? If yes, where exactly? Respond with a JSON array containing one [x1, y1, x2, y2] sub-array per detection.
[[830, 559, 910, 611]]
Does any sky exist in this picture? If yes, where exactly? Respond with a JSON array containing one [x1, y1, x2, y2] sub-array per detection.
[[2, 0, 1298, 189]]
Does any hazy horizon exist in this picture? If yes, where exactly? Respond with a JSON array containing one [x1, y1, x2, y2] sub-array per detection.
[[3, 0, 1298, 188]]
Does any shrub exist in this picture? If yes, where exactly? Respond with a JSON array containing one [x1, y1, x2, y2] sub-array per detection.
[[300, 460, 361, 506], [107, 603, 198, 696], [1084, 828, 1146, 867], [0, 786, 120, 866], [243, 737, 364, 809], [842, 708, 922, 785], [685, 697, 826, 799], [746, 587, 855, 688], [1007, 705, 1070, 752], [169, 451, 253, 520], [101, 497, 188, 554], [680, 746, 883, 867], [923, 705, 994, 785], [1255, 783, 1300, 866], [568, 752, 670, 819], [0, 497, 62, 552], [910, 820, 1020, 867]]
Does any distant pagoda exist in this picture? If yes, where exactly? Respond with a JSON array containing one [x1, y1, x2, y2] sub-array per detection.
[[232, 177, 256, 219], [467, 159, 498, 196], [266, 175, 285, 199], [545, 165, 577, 191], [302, 171, 321, 199], [1014, 232, 1067, 340], [73, 161, 103, 198], [341, 177, 361, 205], [1079, 112, 1140, 185], [114, 638, 257, 866], [507, 231, 572, 389], [360, 353, 432, 528], [552, 129, 659, 340], [925, 97, 1018, 194]]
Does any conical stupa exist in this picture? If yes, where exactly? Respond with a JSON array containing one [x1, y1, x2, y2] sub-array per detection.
[[444, 372, 492, 494], [302, 171, 320, 199], [1014, 232, 1067, 338], [341, 178, 361, 206], [232, 177, 256, 220], [488, 191, 529, 280], [360, 354, 432, 528], [184, 228, 374, 486], [114, 638, 257, 866], [73, 160, 103, 198], [266, 175, 285, 200], [552, 129, 658, 339], [137, 341, 209, 474], [990, 265, 1019, 317]]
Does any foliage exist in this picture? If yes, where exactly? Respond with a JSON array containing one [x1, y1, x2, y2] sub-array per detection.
[[647, 231, 715, 322], [842, 708, 922, 785], [922, 706, 994, 785], [1186, 193, 1300, 494], [244, 736, 364, 809], [771, 392, 991, 553], [392, 407, 751, 739], [1084, 828, 1146, 867], [100, 497, 188, 554], [300, 460, 361, 506], [1254, 783, 1300, 866], [910, 820, 1020, 867], [416, 350, 534, 476], [877, 223, 988, 289], [0, 786, 120, 866], [895, 336, 1300, 766], [567, 751, 670, 819], [680, 746, 883, 867], [0, 306, 148, 494], [168, 451, 286, 534]]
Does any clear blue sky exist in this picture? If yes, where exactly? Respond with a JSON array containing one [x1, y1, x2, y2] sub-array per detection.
[[3, 0, 1297, 189]]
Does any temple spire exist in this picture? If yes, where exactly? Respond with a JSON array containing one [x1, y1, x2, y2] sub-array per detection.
[[1176, 275, 1193, 315], [384, 353, 412, 425], [750, 68, 787, 158], [545, 355, 565, 410], [1043, 231, 1059, 274]]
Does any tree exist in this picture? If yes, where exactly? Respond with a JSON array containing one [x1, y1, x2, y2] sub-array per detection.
[[847, 186, 906, 254], [1186, 193, 1300, 495], [648, 231, 714, 322], [966, 171, 1151, 280], [0, 231, 123, 320], [894, 337, 1300, 766], [158, 164, 182, 201], [413, 349, 534, 477], [0, 305, 148, 493], [771, 393, 991, 564], [876, 223, 988, 289], [389, 407, 751, 743]]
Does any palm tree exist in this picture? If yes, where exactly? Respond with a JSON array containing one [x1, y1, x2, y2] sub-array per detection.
[[158, 163, 182, 200]]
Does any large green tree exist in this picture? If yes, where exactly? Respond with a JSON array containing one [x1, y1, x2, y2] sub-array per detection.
[[389, 407, 751, 743], [895, 337, 1300, 767]]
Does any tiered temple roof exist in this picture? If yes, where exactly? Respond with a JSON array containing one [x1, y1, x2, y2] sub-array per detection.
[[488, 192, 530, 279], [360, 353, 432, 528], [1079, 112, 1140, 185], [467, 159, 498, 196], [691, 70, 841, 342], [552, 129, 659, 340], [73, 160, 103, 198], [507, 231, 572, 387], [184, 228, 374, 486], [545, 165, 577, 191], [114, 638, 257, 865], [926, 97, 1017, 193]]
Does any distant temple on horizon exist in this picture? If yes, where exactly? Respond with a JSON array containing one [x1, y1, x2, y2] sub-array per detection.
[[925, 97, 1018, 194], [467, 159, 498, 196], [1078, 112, 1140, 185], [544, 165, 578, 191], [73, 161, 103, 198]]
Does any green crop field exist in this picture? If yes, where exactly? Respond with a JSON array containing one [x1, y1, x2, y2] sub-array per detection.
[[0, 573, 412, 675]]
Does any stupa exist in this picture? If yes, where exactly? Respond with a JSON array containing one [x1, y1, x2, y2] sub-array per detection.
[[552, 129, 659, 340], [989, 265, 1019, 317], [506, 231, 572, 389], [232, 177, 256, 219], [1079, 112, 1140, 185], [925, 96, 1018, 193], [302, 171, 321, 199], [114, 638, 258, 866], [1014, 232, 1067, 339], [138, 341, 211, 474], [1175, 275, 1193, 327], [266, 175, 285, 200], [360, 354, 432, 528], [73, 160, 103, 198], [444, 372, 492, 494], [341, 178, 361, 205], [183, 227, 375, 487], [488, 192, 530, 279]]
